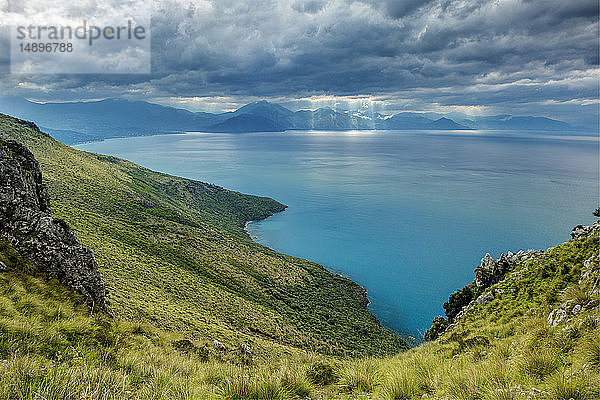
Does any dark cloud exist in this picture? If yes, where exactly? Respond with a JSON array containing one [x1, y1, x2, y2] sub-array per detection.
[[0, 0, 597, 125]]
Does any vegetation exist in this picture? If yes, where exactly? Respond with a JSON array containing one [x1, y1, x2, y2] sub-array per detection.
[[0, 113, 405, 358], [0, 113, 599, 398], [1, 228, 598, 399]]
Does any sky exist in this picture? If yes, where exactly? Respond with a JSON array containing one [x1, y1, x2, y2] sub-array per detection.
[[0, 0, 598, 126]]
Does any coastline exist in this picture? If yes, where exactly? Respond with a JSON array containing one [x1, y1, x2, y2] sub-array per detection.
[[244, 207, 373, 310]]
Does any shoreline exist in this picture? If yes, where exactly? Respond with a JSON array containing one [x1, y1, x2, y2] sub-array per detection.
[[244, 207, 374, 311], [242, 209, 419, 345]]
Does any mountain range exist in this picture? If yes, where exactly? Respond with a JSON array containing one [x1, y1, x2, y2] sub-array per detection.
[[0, 96, 584, 145]]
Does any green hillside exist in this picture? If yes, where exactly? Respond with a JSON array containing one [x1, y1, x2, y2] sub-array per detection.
[[0, 113, 406, 358], [1, 222, 598, 399]]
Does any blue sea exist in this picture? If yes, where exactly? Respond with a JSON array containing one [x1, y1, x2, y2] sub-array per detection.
[[76, 130, 599, 339]]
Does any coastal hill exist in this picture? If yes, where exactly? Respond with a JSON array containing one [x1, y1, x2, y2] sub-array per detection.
[[0, 113, 598, 398], [0, 96, 582, 145], [0, 113, 406, 358]]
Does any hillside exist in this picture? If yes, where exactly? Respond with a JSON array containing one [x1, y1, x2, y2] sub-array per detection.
[[1, 210, 598, 398], [0, 113, 406, 358]]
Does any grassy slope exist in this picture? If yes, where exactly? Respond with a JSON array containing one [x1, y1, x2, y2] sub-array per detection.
[[0, 113, 406, 358], [1, 219, 598, 399]]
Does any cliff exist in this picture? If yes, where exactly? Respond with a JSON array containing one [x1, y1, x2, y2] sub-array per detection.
[[426, 220, 600, 341], [0, 137, 106, 309]]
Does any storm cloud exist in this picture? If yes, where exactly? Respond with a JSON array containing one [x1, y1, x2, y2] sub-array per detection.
[[0, 0, 597, 124]]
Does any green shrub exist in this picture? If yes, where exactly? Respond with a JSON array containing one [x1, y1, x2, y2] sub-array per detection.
[[444, 285, 475, 321], [306, 361, 338, 386], [546, 372, 595, 400], [518, 349, 561, 380], [425, 316, 449, 341], [253, 374, 290, 400], [561, 286, 591, 305], [338, 361, 380, 393], [279, 366, 312, 398], [219, 375, 253, 400], [581, 334, 600, 370], [379, 373, 419, 399]]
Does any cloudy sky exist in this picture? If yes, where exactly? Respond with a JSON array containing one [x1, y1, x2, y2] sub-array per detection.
[[0, 0, 598, 125]]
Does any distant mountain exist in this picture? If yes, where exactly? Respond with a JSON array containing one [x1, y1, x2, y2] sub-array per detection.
[[465, 115, 573, 131], [208, 113, 283, 132], [383, 112, 435, 129], [427, 117, 469, 130], [0, 96, 581, 144], [0, 96, 222, 143], [230, 100, 295, 128]]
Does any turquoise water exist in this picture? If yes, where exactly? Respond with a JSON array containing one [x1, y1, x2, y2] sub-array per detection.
[[76, 130, 599, 338]]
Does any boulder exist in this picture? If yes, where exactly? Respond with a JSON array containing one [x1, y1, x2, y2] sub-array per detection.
[[571, 222, 600, 240], [212, 340, 226, 351], [474, 253, 515, 288], [476, 291, 495, 305], [240, 344, 252, 356], [0, 139, 105, 309], [547, 308, 567, 326]]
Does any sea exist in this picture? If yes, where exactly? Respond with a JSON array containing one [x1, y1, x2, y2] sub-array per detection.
[[76, 129, 599, 339]]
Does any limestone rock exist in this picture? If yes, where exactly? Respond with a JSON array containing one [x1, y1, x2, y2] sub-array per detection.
[[571, 221, 600, 240], [474, 252, 518, 288], [212, 340, 226, 351], [240, 344, 252, 356], [547, 308, 567, 326], [0, 139, 105, 309], [476, 291, 495, 305]]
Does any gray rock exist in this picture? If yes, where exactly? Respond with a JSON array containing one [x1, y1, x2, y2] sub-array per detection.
[[571, 222, 600, 240], [240, 344, 252, 356], [475, 252, 517, 288], [593, 274, 600, 294], [476, 291, 495, 305], [0, 139, 105, 309], [212, 340, 226, 351], [547, 308, 568, 326], [0, 260, 6, 272]]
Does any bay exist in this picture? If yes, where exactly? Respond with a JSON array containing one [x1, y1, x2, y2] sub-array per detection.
[[76, 130, 599, 338]]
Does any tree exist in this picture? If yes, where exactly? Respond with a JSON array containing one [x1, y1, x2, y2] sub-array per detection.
[[424, 316, 449, 341], [594, 207, 600, 217], [443, 285, 475, 322]]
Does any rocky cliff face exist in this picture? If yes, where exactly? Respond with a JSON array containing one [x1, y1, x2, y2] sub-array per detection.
[[426, 220, 600, 341], [0, 138, 105, 309]]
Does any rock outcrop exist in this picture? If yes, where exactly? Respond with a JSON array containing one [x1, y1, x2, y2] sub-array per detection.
[[0, 138, 106, 309], [571, 221, 600, 240]]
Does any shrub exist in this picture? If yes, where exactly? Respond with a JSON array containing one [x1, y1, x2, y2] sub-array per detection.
[[518, 349, 561, 380], [279, 367, 312, 398], [306, 361, 338, 386], [338, 360, 380, 393], [444, 285, 475, 321], [546, 372, 595, 400], [561, 286, 591, 306], [219, 375, 253, 400], [253, 374, 290, 400], [425, 316, 449, 341], [378, 373, 419, 400], [581, 334, 600, 370]]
